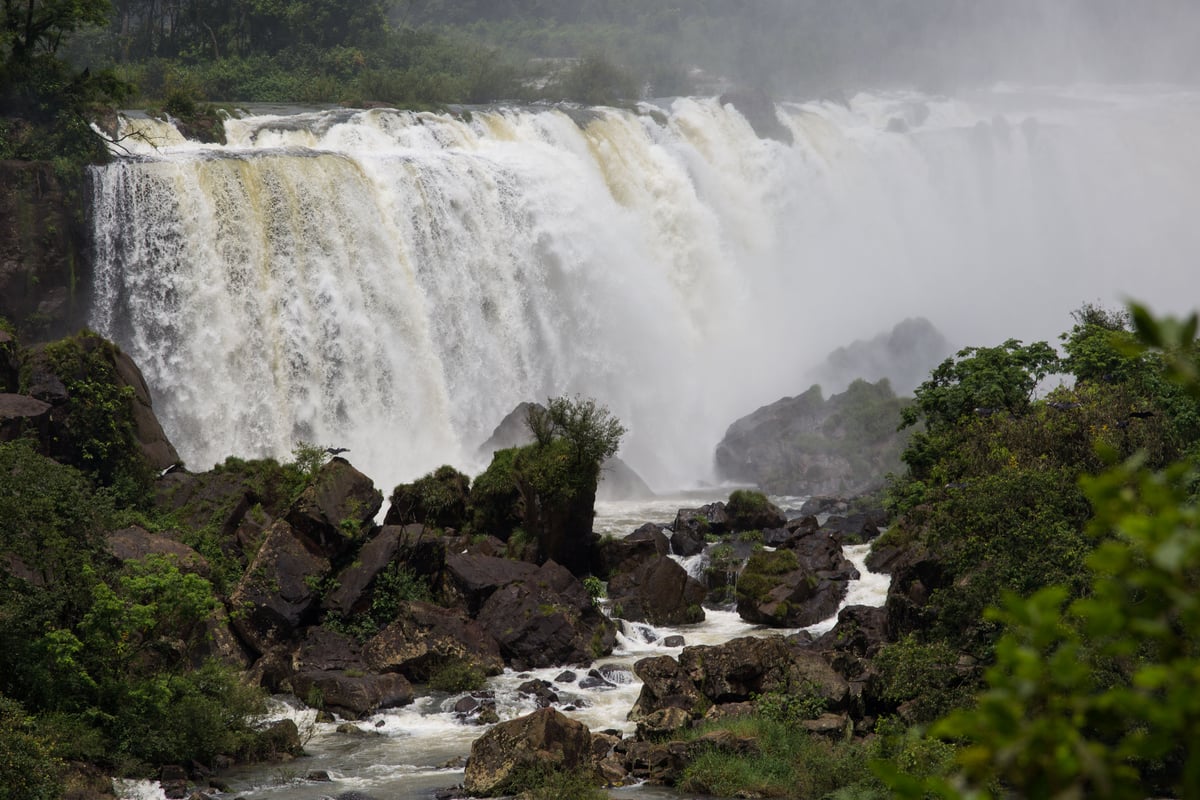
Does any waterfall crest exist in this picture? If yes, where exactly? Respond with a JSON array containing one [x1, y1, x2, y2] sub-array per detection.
[[90, 88, 1200, 491]]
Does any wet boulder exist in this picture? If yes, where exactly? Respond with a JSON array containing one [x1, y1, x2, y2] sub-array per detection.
[[724, 490, 787, 532], [598, 523, 669, 576], [229, 519, 331, 654], [464, 707, 593, 797], [291, 670, 413, 719], [607, 555, 705, 626], [736, 535, 857, 627], [442, 553, 539, 615], [363, 601, 503, 682], [286, 457, 382, 560], [671, 502, 727, 556], [820, 513, 881, 545], [628, 655, 703, 722], [0, 394, 51, 443], [475, 560, 616, 670], [323, 526, 406, 618]]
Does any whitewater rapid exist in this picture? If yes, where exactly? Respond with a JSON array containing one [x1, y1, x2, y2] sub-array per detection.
[[89, 87, 1200, 494]]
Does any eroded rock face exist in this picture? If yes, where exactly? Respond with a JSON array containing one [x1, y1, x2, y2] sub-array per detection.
[[629, 636, 850, 728], [607, 555, 705, 626], [229, 519, 330, 655], [475, 561, 616, 670], [464, 707, 592, 797], [598, 523, 669, 577], [286, 457, 382, 560], [736, 534, 858, 627], [671, 503, 727, 556], [290, 670, 413, 719], [363, 601, 504, 681], [322, 526, 404, 618]]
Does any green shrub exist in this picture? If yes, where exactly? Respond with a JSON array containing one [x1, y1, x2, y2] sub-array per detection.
[[0, 697, 63, 800], [427, 659, 486, 693]]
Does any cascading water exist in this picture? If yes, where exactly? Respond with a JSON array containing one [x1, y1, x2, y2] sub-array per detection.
[[89, 87, 1200, 492]]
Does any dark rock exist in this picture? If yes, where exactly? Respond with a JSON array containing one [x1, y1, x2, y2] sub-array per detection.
[[0, 393, 51, 443], [598, 523, 669, 576], [255, 718, 304, 759], [820, 513, 881, 545], [295, 628, 364, 673], [395, 523, 448, 580], [725, 493, 787, 532], [475, 561, 617, 669], [671, 502, 726, 555], [105, 526, 209, 577], [323, 526, 403, 617], [229, 519, 330, 654], [285, 457, 382, 560], [517, 679, 559, 707], [291, 670, 413, 719], [362, 600, 503, 681], [464, 708, 592, 796], [802, 713, 850, 738], [607, 555, 706, 626], [555, 670, 577, 683], [305, 769, 332, 781], [442, 553, 539, 615], [735, 538, 857, 627], [662, 635, 685, 648], [884, 549, 951, 639]]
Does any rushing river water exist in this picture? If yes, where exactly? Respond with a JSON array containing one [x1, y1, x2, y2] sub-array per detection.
[[114, 495, 891, 800]]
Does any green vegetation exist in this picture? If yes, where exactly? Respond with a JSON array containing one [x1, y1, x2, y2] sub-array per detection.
[[388, 464, 471, 529], [427, 659, 486, 693], [877, 304, 1200, 798], [0, 440, 266, 772], [680, 716, 877, 799], [500, 764, 609, 800]]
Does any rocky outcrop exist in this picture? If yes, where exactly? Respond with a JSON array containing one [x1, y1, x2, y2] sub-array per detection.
[[478, 401, 653, 502], [290, 670, 413, 719], [475, 560, 616, 669], [105, 526, 210, 577], [671, 502, 728, 556], [598, 523, 669, 576], [607, 555, 705, 626], [442, 553, 539, 615], [629, 636, 850, 729], [720, 89, 793, 144], [0, 393, 51, 442], [363, 601, 504, 681], [229, 519, 330, 655], [286, 457, 382, 560], [714, 379, 910, 497], [464, 707, 593, 797], [736, 534, 857, 627]]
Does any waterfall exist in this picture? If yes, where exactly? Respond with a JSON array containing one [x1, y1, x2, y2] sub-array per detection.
[[89, 87, 1200, 492]]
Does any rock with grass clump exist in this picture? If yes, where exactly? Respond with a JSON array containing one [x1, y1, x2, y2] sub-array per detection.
[[464, 707, 593, 796], [736, 536, 857, 627]]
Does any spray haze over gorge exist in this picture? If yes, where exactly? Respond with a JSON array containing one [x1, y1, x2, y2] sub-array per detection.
[[87, 86, 1200, 494]]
